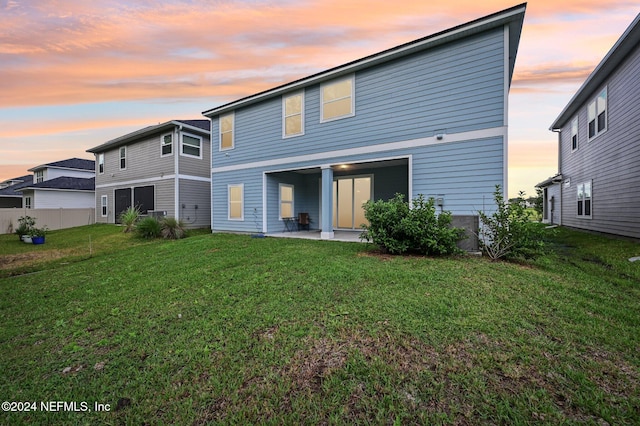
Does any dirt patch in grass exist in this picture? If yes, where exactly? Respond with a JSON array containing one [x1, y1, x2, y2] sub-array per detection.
[[579, 348, 640, 399], [241, 330, 636, 424], [356, 251, 396, 261], [0, 249, 76, 271]]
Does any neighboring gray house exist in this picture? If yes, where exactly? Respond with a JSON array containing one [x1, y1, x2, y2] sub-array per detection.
[[86, 120, 211, 228], [0, 175, 32, 208], [17, 158, 96, 209], [203, 4, 525, 246], [539, 12, 640, 238]]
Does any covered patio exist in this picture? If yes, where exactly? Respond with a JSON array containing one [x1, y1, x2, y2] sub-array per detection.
[[264, 157, 409, 240]]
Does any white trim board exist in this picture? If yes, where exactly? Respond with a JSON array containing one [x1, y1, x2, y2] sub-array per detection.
[[95, 175, 175, 189], [177, 174, 211, 183], [212, 127, 506, 174]]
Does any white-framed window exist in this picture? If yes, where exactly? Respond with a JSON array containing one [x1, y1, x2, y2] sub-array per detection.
[[34, 170, 44, 183], [119, 146, 127, 170], [181, 133, 202, 158], [161, 133, 172, 156], [577, 180, 592, 218], [279, 184, 294, 219], [588, 87, 607, 140], [98, 153, 104, 174], [228, 184, 243, 220], [101, 195, 108, 217], [571, 117, 578, 152], [25, 196, 32, 209], [283, 91, 304, 138], [220, 113, 234, 150], [321, 75, 354, 122]]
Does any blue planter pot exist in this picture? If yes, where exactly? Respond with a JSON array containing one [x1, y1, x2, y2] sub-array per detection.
[[32, 236, 45, 245]]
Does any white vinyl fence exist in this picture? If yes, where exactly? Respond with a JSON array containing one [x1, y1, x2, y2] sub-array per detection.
[[0, 208, 95, 234]]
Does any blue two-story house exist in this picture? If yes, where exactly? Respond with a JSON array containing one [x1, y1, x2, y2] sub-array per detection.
[[203, 4, 526, 242]]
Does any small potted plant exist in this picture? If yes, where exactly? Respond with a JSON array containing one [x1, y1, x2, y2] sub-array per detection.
[[16, 215, 35, 242], [31, 226, 48, 245]]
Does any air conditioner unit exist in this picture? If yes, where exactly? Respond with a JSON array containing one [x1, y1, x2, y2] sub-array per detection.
[[148, 210, 167, 219]]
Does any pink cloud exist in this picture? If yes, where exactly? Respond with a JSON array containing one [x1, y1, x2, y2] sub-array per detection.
[[1, 0, 635, 109]]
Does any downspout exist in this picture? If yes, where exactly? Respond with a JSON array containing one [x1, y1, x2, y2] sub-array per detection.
[[209, 117, 215, 232], [552, 128, 562, 226], [502, 24, 510, 198], [175, 125, 182, 220]]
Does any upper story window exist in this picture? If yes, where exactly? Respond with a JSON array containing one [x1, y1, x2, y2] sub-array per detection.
[[161, 133, 172, 156], [283, 92, 304, 138], [571, 117, 578, 152], [98, 153, 104, 174], [181, 133, 202, 158], [577, 180, 592, 218], [34, 170, 44, 183], [321, 75, 354, 122], [588, 87, 607, 140], [220, 113, 234, 150], [119, 146, 126, 170]]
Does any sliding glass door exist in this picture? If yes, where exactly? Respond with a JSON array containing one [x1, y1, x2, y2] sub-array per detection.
[[332, 176, 371, 229]]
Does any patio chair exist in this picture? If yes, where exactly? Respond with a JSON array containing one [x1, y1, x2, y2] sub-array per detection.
[[297, 212, 310, 231]]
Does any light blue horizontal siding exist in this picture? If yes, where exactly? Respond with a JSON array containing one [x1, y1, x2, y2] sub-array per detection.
[[412, 137, 504, 214], [212, 135, 503, 233], [211, 28, 505, 169], [212, 169, 263, 233]]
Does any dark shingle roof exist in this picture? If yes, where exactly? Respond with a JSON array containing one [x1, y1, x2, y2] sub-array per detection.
[[29, 158, 95, 172], [18, 177, 95, 192], [176, 120, 210, 131], [87, 119, 210, 153], [0, 175, 33, 197]]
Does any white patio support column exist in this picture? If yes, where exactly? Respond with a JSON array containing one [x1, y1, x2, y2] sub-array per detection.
[[320, 165, 334, 240]]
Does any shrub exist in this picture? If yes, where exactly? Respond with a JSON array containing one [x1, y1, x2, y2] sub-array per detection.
[[31, 226, 48, 237], [119, 206, 140, 233], [160, 217, 186, 240], [360, 193, 464, 255], [135, 217, 161, 239], [477, 185, 545, 261], [16, 215, 36, 238]]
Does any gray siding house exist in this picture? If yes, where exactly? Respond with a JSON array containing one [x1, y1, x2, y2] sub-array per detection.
[[540, 12, 640, 238], [203, 5, 526, 243], [87, 120, 211, 228]]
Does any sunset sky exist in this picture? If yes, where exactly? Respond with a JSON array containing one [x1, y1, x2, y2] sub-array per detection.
[[1, 0, 638, 197]]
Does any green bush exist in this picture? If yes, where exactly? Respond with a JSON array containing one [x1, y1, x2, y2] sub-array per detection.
[[16, 215, 36, 238], [160, 217, 186, 240], [119, 206, 140, 233], [135, 217, 161, 239], [360, 193, 464, 255], [478, 185, 545, 261]]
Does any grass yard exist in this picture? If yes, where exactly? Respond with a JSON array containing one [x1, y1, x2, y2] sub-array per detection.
[[0, 224, 639, 425]]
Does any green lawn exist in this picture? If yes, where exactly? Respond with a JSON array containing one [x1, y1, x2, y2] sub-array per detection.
[[1, 225, 639, 425]]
